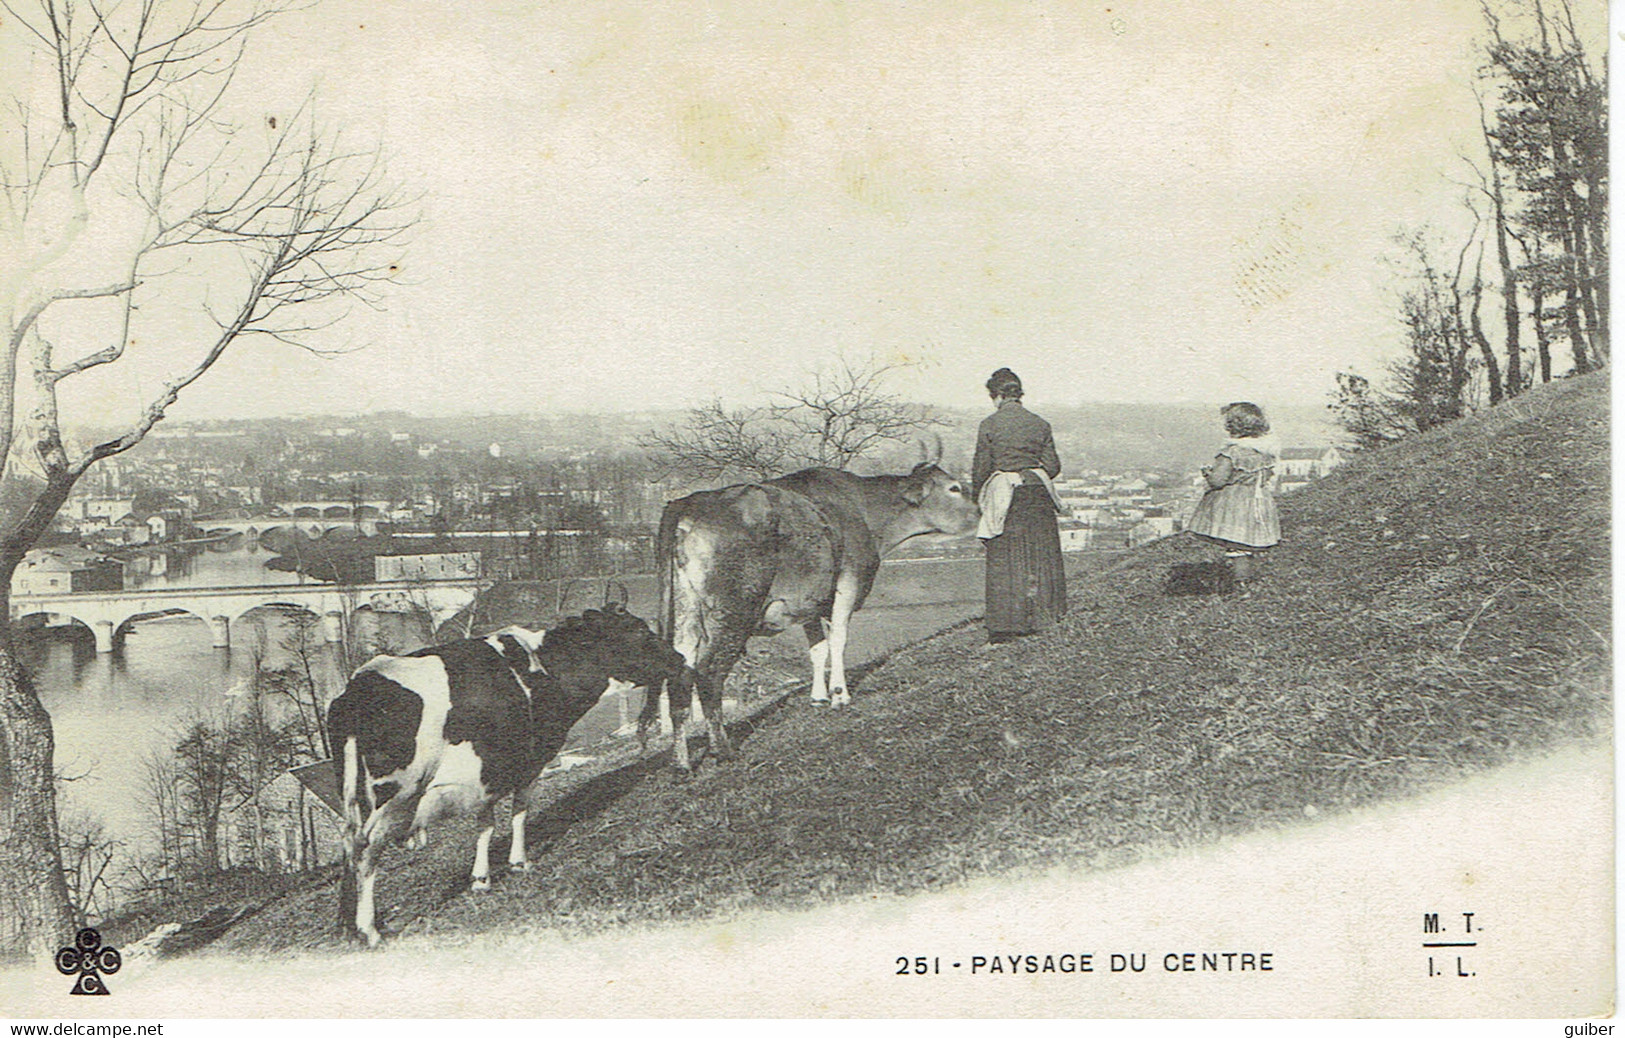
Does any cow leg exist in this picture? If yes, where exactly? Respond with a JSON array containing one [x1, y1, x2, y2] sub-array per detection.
[[653, 669, 692, 776], [696, 665, 732, 761], [509, 801, 531, 872], [828, 575, 860, 708], [638, 679, 668, 750], [672, 707, 692, 772], [354, 794, 414, 947], [470, 802, 496, 892], [804, 621, 830, 704]]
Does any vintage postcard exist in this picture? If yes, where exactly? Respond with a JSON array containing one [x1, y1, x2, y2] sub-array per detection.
[[0, 0, 1611, 1021]]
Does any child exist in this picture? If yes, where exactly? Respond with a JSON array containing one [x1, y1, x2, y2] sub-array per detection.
[[1186, 401, 1280, 582]]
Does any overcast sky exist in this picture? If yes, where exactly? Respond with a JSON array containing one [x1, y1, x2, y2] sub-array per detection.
[[46, 0, 1604, 423]]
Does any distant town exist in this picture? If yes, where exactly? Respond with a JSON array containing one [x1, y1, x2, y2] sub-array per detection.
[[15, 408, 1346, 605]]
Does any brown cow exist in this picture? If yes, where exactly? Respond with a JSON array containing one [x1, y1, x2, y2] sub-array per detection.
[[642, 460, 980, 769]]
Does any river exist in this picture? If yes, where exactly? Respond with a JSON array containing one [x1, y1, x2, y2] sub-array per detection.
[[23, 545, 406, 857]]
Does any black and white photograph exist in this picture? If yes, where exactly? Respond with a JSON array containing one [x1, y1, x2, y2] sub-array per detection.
[[0, 0, 1611, 1020]]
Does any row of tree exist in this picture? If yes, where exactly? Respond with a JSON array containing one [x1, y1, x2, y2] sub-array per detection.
[[1333, 0, 1605, 448]]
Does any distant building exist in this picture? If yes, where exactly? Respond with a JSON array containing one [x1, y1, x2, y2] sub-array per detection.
[[1278, 446, 1345, 480], [12, 547, 124, 595], [1108, 488, 1153, 507], [226, 485, 263, 505], [1128, 516, 1178, 548], [374, 550, 482, 582], [1059, 522, 1098, 552], [66, 497, 134, 524]]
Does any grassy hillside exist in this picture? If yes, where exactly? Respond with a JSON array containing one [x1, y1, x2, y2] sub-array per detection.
[[227, 374, 1608, 951]]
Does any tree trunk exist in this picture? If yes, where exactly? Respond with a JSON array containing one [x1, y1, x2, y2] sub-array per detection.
[[1488, 168, 1523, 396], [1566, 185, 1603, 369], [1448, 245, 1493, 410], [0, 603, 75, 960], [1533, 286, 1554, 383], [1563, 282, 1592, 374], [1583, 174, 1608, 360], [1463, 244, 1504, 407], [1544, 138, 1594, 374], [1469, 294, 1503, 406]]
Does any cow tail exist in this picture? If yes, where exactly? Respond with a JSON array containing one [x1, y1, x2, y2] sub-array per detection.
[[331, 691, 367, 935], [341, 735, 365, 838], [657, 503, 680, 644], [644, 504, 683, 739]]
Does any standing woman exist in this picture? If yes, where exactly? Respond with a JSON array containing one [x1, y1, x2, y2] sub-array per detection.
[[972, 368, 1067, 643], [1186, 401, 1281, 582]]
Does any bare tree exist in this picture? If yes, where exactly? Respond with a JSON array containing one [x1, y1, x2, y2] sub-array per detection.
[[1331, 232, 1484, 447], [644, 356, 944, 483], [1469, 94, 1525, 397], [136, 749, 182, 883], [641, 399, 798, 482], [0, 0, 409, 958], [56, 806, 120, 927], [769, 357, 946, 471]]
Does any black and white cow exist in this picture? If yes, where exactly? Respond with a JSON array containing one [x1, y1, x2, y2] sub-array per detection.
[[329, 604, 686, 946]]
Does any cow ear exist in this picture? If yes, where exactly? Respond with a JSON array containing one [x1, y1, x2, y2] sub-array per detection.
[[495, 634, 535, 672], [901, 474, 927, 505]]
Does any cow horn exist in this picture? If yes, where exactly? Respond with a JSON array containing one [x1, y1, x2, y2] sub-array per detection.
[[556, 577, 580, 616], [915, 430, 943, 467]]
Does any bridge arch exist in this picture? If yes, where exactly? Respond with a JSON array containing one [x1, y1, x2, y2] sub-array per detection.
[[235, 601, 345, 647], [117, 609, 224, 651], [235, 601, 324, 627], [14, 611, 99, 652], [13, 579, 484, 655]]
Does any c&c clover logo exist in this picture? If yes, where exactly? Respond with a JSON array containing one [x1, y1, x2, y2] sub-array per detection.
[[55, 927, 121, 995]]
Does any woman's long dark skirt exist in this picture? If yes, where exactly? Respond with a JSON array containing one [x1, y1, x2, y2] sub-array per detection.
[[984, 484, 1067, 638]]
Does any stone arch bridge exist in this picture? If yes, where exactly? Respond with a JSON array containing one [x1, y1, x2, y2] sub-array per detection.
[[11, 580, 483, 653]]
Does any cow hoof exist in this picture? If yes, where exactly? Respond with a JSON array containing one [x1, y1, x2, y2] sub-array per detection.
[[361, 929, 383, 948], [809, 691, 830, 705], [509, 861, 532, 874], [470, 877, 491, 893], [830, 688, 850, 708]]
